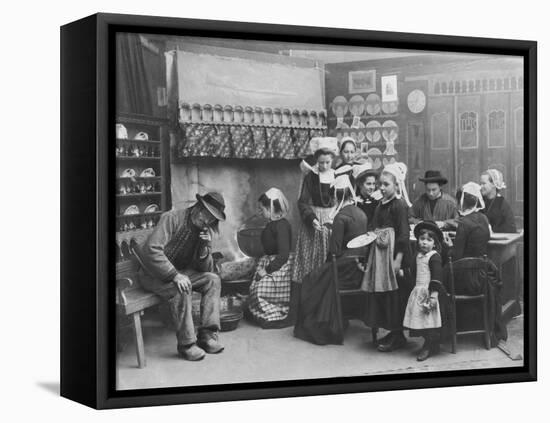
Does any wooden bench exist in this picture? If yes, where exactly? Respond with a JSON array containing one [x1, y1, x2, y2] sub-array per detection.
[[116, 257, 163, 368]]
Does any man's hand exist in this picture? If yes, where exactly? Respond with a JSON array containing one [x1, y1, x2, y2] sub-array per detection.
[[173, 273, 192, 294], [435, 221, 445, 229], [199, 228, 212, 243]]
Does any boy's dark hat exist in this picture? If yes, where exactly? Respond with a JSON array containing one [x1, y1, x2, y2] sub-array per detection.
[[196, 191, 226, 221], [414, 220, 443, 243], [419, 170, 448, 185]]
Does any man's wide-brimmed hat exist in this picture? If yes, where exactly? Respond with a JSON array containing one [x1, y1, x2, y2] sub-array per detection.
[[196, 191, 226, 221], [413, 220, 443, 244], [419, 170, 448, 185]]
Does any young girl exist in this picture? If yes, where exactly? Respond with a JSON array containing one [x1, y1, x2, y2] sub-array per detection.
[[248, 188, 293, 328], [294, 174, 367, 345], [353, 162, 382, 229], [362, 162, 412, 352], [403, 221, 445, 361]]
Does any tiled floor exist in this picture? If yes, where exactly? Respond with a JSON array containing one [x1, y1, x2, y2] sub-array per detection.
[[116, 313, 524, 390]]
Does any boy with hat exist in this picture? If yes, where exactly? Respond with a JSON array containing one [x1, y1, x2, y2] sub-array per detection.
[[409, 170, 458, 230], [135, 192, 226, 361]]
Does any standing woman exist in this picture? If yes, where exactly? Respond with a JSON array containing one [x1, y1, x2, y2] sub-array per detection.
[[248, 188, 294, 328], [335, 136, 359, 180], [362, 162, 413, 352], [291, 137, 338, 285], [480, 169, 517, 233], [294, 174, 367, 345]]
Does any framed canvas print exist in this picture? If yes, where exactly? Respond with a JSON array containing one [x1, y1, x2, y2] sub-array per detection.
[[60, 13, 537, 409]]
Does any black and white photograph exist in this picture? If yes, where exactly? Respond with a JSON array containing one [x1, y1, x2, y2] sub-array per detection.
[[114, 31, 527, 391]]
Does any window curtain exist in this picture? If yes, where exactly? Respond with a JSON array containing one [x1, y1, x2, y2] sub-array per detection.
[[116, 33, 153, 115]]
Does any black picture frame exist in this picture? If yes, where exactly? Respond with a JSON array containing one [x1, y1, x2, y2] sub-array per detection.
[[60, 12, 537, 409]]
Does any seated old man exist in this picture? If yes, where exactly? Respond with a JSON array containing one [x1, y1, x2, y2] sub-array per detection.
[[409, 170, 458, 230], [134, 192, 226, 361]]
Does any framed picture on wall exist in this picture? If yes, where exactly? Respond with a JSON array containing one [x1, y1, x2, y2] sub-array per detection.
[[61, 13, 537, 409], [349, 69, 377, 93], [381, 74, 398, 102]]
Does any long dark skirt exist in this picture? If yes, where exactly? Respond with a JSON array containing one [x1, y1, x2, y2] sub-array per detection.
[[294, 257, 362, 345], [363, 271, 413, 332]]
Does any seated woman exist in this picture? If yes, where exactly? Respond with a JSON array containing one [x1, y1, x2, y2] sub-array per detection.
[[248, 188, 293, 329], [451, 182, 491, 262], [294, 174, 367, 345], [480, 169, 517, 233], [447, 182, 507, 346]]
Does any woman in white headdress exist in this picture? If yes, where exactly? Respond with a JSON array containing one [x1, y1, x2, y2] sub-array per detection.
[[480, 169, 517, 233], [362, 162, 413, 352], [291, 137, 339, 286], [449, 182, 507, 346], [452, 182, 491, 261], [294, 174, 368, 345], [334, 136, 360, 181], [248, 188, 294, 328]]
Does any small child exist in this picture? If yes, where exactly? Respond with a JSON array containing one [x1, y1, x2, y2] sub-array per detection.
[[403, 220, 445, 361]]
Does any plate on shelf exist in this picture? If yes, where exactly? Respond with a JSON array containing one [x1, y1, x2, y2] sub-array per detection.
[[382, 120, 399, 142], [381, 101, 398, 115], [348, 95, 365, 117], [144, 204, 160, 214], [331, 96, 349, 118], [365, 120, 381, 143], [123, 205, 140, 215], [120, 168, 136, 178], [365, 94, 381, 115], [134, 131, 149, 140], [140, 168, 156, 177], [116, 124, 128, 139]]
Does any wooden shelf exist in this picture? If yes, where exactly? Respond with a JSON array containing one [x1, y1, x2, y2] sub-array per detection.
[[179, 120, 327, 130], [116, 227, 154, 242], [116, 211, 163, 219], [116, 192, 163, 198], [328, 114, 399, 122], [116, 113, 168, 125], [116, 138, 161, 144], [117, 176, 161, 181], [116, 156, 161, 161]]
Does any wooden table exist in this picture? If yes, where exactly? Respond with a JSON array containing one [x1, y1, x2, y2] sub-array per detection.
[[486, 232, 524, 321]]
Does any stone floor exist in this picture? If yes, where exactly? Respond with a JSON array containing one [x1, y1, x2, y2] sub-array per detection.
[[116, 311, 524, 390]]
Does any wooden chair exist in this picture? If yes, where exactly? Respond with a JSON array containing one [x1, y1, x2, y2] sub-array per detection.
[[331, 254, 378, 344], [116, 257, 163, 368], [446, 255, 491, 353]]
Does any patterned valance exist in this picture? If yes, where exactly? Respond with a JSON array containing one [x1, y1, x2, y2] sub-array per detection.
[[176, 123, 326, 160]]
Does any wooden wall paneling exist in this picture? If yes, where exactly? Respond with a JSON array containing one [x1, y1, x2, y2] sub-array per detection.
[[510, 90, 524, 218], [427, 95, 455, 193], [456, 95, 482, 189], [483, 92, 512, 210]]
